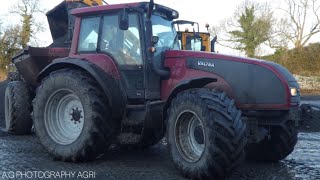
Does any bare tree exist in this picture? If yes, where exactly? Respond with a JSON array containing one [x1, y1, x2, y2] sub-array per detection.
[[10, 0, 45, 48], [279, 0, 320, 48]]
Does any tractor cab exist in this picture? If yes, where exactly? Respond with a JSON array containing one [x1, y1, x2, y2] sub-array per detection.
[[67, 1, 181, 100], [172, 20, 216, 52]]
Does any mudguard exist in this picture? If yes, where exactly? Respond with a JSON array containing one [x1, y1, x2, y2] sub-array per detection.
[[163, 77, 218, 120], [37, 58, 126, 119], [166, 77, 217, 102]]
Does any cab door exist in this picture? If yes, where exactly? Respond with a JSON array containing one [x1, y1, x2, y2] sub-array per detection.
[[99, 13, 145, 101]]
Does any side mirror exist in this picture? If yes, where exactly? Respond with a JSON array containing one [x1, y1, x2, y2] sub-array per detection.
[[211, 35, 217, 52], [151, 36, 159, 45], [119, 8, 129, 30]]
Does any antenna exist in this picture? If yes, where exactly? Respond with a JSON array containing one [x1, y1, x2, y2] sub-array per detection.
[[147, 0, 154, 18], [102, 0, 108, 5]]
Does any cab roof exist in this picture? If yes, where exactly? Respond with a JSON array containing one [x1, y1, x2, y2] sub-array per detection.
[[71, 2, 141, 16]]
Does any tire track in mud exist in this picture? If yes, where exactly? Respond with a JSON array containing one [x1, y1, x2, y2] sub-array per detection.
[[0, 132, 319, 180]]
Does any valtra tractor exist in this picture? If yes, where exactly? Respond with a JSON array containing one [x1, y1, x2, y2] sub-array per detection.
[[4, 0, 300, 179]]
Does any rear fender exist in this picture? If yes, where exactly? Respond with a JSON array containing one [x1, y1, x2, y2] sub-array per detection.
[[37, 58, 126, 119]]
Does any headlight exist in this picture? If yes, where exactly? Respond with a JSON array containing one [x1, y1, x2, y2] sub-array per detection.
[[290, 87, 298, 96]]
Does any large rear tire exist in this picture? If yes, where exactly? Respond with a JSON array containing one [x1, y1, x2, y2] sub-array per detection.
[[246, 120, 298, 162], [7, 72, 22, 82], [4, 81, 32, 135], [33, 69, 116, 162], [166, 89, 247, 179]]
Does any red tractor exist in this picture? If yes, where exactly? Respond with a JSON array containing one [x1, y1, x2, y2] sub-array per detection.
[[4, 0, 300, 179]]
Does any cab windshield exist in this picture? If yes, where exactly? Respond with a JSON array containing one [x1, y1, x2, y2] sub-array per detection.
[[151, 15, 180, 56]]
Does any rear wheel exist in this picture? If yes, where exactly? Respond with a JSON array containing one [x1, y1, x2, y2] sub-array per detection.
[[33, 69, 116, 162], [167, 89, 247, 179], [5, 81, 32, 135], [246, 120, 298, 162], [7, 72, 22, 81]]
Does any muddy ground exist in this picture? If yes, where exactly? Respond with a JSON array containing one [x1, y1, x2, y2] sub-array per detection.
[[0, 81, 319, 180]]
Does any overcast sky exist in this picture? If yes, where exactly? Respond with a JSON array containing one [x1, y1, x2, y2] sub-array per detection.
[[0, 0, 240, 27], [0, 0, 319, 55]]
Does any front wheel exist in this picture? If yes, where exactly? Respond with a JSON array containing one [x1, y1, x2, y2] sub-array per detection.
[[33, 69, 116, 162], [246, 120, 298, 162], [166, 89, 247, 179]]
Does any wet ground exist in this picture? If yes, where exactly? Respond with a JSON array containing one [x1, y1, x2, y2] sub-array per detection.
[[301, 95, 320, 106], [0, 81, 319, 180]]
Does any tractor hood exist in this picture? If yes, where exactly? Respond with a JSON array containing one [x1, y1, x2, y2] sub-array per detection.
[[164, 50, 300, 109], [165, 50, 297, 82]]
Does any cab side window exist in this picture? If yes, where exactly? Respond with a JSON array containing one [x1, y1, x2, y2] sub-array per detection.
[[78, 17, 100, 52], [100, 14, 142, 66], [100, 15, 121, 57]]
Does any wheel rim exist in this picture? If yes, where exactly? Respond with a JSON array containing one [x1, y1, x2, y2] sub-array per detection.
[[4, 88, 11, 131], [44, 89, 84, 145], [175, 110, 205, 162]]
